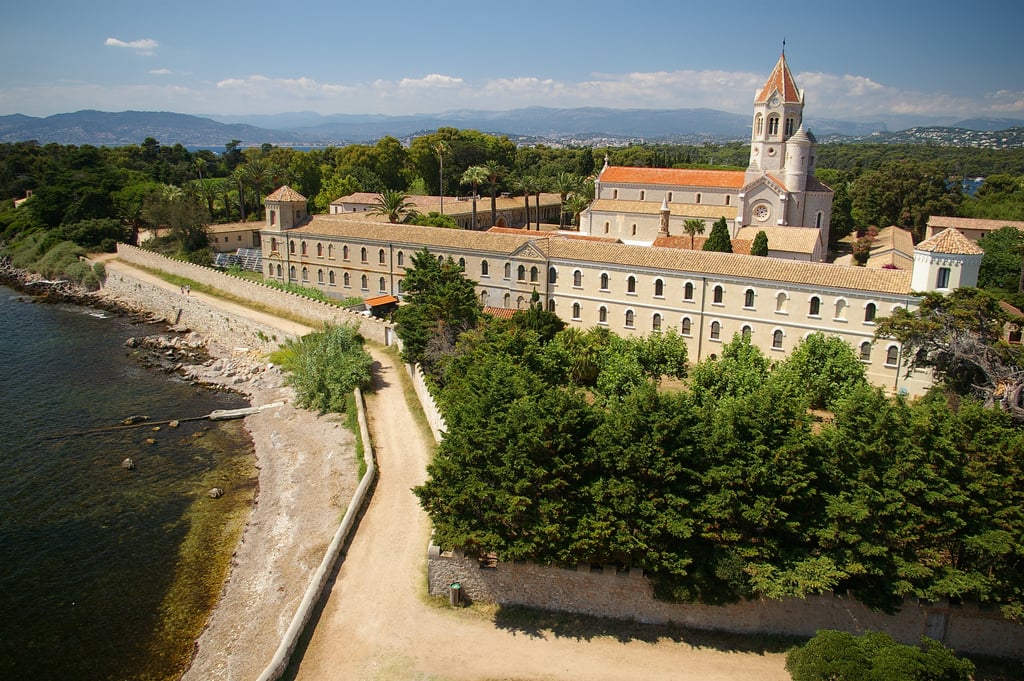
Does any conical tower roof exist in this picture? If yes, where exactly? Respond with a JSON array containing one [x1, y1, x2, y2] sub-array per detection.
[[755, 52, 802, 104]]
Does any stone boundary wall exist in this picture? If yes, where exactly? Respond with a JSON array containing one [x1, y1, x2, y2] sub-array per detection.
[[426, 547, 1022, 658], [406, 363, 446, 441], [103, 268, 292, 352], [257, 388, 377, 681], [115, 244, 394, 346]]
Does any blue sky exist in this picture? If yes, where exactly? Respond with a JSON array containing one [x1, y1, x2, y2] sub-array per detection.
[[2, 0, 1022, 127]]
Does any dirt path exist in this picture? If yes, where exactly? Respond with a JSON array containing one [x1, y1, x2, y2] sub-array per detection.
[[290, 349, 790, 681]]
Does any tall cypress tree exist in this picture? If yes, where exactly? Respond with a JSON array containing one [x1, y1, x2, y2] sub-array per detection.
[[702, 216, 733, 253], [751, 230, 769, 256]]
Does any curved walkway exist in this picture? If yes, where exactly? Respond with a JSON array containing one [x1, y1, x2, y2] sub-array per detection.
[[290, 348, 789, 681]]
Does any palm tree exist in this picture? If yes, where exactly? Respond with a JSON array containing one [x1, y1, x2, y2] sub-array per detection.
[[553, 172, 583, 230], [563, 193, 590, 231], [683, 218, 706, 250], [231, 167, 247, 221], [483, 160, 505, 228], [511, 174, 540, 229], [240, 158, 273, 218], [371, 189, 414, 223], [434, 140, 449, 214], [460, 165, 489, 230]]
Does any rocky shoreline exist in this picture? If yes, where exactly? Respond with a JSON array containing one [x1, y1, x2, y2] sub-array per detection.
[[4, 260, 359, 680]]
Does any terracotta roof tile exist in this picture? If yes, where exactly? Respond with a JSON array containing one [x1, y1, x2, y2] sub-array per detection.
[[916, 227, 985, 255], [600, 166, 746, 189], [653, 235, 752, 255], [927, 215, 1024, 233], [265, 186, 307, 202], [483, 306, 517, 319], [755, 52, 802, 104], [734, 226, 821, 255]]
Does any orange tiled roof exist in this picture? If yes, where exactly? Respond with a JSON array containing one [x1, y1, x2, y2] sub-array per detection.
[[265, 186, 307, 202], [916, 228, 984, 255], [927, 215, 1024, 233], [483, 306, 517, 319], [600, 166, 746, 189], [653, 235, 752, 255], [756, 52, 802, 104]]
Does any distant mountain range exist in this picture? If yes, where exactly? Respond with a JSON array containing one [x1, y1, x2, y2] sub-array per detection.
[[2, 108, 1022, 149]]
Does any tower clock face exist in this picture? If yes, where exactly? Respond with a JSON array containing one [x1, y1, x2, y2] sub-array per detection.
[[769, 95, 780, 107]]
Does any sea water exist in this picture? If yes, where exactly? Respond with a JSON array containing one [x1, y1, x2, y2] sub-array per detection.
[[0, 285, 252, 680]]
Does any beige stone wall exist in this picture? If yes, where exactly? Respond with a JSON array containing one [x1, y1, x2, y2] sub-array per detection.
[[114, 244, 395, 346], [427, 548, 1022, 658]]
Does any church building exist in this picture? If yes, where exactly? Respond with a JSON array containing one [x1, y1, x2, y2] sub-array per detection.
[[580, 52, 832, 262]]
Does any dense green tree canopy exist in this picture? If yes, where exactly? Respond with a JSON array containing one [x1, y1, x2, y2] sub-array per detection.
[[702, 216, 732, 253]]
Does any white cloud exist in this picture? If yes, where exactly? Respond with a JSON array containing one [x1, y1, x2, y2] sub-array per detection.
[[149, 68, 172, 76], [396, 74, 464, 90], [104, 37, 159, 56]]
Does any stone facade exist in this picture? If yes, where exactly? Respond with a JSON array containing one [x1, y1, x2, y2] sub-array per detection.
[[427, 548, 1023, 658]]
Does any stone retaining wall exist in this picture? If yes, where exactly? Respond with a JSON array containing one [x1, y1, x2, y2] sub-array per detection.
[[115, 244, 394, 346], [407, 363, 446, 441], [426, 547, 1022, 658], [103, 267, 291, 352]]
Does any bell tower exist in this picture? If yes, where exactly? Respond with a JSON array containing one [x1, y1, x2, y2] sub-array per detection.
[[746, 50, 805, 183]]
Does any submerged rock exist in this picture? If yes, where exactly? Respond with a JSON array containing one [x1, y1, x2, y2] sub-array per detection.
[[121, 458, 135, 470], [208, 488, 224, 499]]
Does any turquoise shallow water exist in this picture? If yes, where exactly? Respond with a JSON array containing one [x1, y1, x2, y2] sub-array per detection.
[[0, 285, 251, 680]]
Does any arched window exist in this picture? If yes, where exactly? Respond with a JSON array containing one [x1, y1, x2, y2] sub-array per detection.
[[860, 341, 872, 361], [684, 282, 694, 301], [725, 195, 731, 206], [815, 212, 823, 229], [397, 280, 404, 294], [768, 115, 780, 136], [547, 299, 555, 313], [503, 292, 511, 308], [612, 190, 618, 199], [572, 302, 581, 320], [604, 222, 610, 234], [600, 273, 609, 290], [301, 241, 307, 255], [317, 243, 323, 257], [317, 269, 324, 284], [599, 306, 608, 324], [328, 244, 334, 258], [343, 245, 350, 260], [625, 310, 635, 328], [270, 237, 278, 252], [713, 285, 724, 304], [776, 291, 788, 313], [755, 113, 763, 135], [886, 346, 900, 366], [865, 303, 877, 322], [654, 279, 664, 297], [360, 274, 368, 289], [529, 266, 538, 283], [517, 265, 526, 281], [548, 267, 557, 284], [343, 272, 350, 287], [667, 192, 673, 202], [653, 313, 662, 331], [516, 296, 525, 309], [397, 251, 404, 267], [835, 299, 847, 319], [505, 263, 512, 279], [275, 264, 282, 278], [379, 249, 386, 265], [480, 291, 488, 305], [379, 276, 386, 291], [360, 247, 367, 262], [695, 193, 702, 204], [681, 317, 692, 336], [809, 296, 821, 316], [329, 271, 335, 285], [458, 257, 466, 269], [627, 276, 636, 294], [785, 117, 795, 136], [744, 288, 755, 308], [742, 325, 752, 340], [289, 241, 295, 254], [772, 329, 784, 349], [481, 260, 489, 276], [573, 270, 582, 287], [710, 321, 721, 340], [289, 265, 296, 280], [437, 255, 444, 264]]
